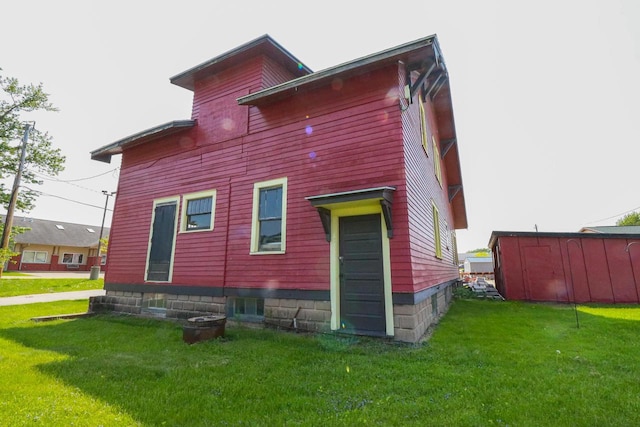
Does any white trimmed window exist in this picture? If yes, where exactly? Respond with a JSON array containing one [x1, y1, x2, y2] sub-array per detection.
[[62, 253, 84, 264], [432, 136, 442, 186], [250, 177, 287, 254], [22, 250, 47, 263], [419, 96, 429, 156], [181, 190, 216, 232], [432, 201, 442, 259]]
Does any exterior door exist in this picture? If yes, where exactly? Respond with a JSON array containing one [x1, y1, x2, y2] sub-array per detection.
[[147, 202, 177, 281], [339, 214, 386, 336]]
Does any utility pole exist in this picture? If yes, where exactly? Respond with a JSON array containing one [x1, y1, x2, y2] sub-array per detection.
[[0, 123, 33, 278], [90, 190, 115, 280]]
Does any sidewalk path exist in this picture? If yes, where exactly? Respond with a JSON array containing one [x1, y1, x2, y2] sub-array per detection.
[[0, 289, 106, 307]]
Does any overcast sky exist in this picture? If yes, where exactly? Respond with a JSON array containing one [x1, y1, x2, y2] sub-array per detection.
[[2, 0, 639, 251]]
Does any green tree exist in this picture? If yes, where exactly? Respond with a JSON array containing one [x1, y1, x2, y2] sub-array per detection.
[[0, 222, 28, 268], [1, 69, 65, 212], [468, 248, 491, 257], [616, 211, 640, 226]]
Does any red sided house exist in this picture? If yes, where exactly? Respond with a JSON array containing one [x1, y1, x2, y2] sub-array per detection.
[[1, 215, 109, 272], [90, 35, 467, 342]]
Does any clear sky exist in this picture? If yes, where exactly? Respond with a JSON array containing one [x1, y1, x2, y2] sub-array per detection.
[[2, 0, 639, 252]]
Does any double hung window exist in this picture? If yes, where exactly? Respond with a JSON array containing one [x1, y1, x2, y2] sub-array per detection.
[[251, 178, 287, 253], [181, 190, 216, 232]]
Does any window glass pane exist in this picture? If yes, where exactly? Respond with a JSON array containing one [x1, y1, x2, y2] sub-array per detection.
[[186, 213, 211, 230], [259, 187, 282, 220], [259, 219, 282, 251], [257, 299, 264, 316], [235, 298, 245, 315], [62, 253, 73, 263], [22, 251, 35, 263], [77, 254, 83, 264], [187, 197, 212, 215], [35, 252, 47, 263]]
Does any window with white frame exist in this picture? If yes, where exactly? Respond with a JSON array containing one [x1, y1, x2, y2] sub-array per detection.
[[22, 250, 47, 263], [62, 253, 84, 264], [100, 254, 107, 265], [181, 190, 216, 232], [250, 177, 287, 253], [432, 201, 442, 259], [419, 96, 429, 156], [432, 136, 442, 186]]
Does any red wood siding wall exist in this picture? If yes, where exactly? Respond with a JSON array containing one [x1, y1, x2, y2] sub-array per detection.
[[493, 234, 640, 303], [400, 65, 460, 294], [106, 55, 460, 296]]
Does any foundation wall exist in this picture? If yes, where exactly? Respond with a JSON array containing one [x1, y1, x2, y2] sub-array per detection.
[[91, 285, 454, 343]]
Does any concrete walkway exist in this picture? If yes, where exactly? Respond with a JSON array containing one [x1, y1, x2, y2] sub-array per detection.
[[3, 271, 104, 279], [0, 289, 106, 307]]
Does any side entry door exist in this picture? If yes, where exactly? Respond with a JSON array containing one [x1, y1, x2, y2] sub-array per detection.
[[339, 214, 386, 336], [146, 201, 177, 282]]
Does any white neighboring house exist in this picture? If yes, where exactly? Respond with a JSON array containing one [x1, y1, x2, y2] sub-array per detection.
[[1, 215, 109, 272]]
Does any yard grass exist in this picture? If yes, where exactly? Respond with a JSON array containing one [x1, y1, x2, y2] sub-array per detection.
[[0, 278, 104, 297], [1, 299, 639, 426]]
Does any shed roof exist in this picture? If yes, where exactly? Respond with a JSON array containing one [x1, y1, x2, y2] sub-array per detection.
[[3, 215, 109, 248], [489, 230, 640, 249]]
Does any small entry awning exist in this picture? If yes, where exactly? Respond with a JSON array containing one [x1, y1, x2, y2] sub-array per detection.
[[305, 186, 396, 241]]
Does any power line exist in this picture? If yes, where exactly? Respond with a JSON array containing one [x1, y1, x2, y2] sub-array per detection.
[[582, 204, 640, 226], [22, 186, 113, 212], [32, 167, 119, 183]]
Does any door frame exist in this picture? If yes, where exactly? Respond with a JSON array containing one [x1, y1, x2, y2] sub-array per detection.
[[329, 203, 394, 336], [144, 196, 180, 283]]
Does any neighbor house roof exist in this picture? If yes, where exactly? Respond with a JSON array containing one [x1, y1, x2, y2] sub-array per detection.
[[2, 215, 109, 248], [579, 226, 640, 234]]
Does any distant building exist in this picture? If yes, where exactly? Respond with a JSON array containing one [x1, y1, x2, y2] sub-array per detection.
[[1, 215, 109, 272], [463, 256, 493, 276], [579, 226, 640, 234]]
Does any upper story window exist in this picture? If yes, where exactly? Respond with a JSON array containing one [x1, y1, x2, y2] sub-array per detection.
[[419, 97, 429, 156], [250, 177, 288, 254], [432, 136, 442, 186], [181, 190, 216, 232], [432, 200, 442, 259]]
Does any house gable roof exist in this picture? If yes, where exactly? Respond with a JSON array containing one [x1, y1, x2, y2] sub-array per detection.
[[3, 215, 110, 248], [170, 34, 312, 91]]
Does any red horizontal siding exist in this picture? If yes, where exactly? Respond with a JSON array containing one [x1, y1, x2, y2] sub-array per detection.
[[401, 64, 459, 294], [107, 56, 460, 298]]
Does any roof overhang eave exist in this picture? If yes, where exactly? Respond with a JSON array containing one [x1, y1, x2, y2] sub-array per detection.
[[90, 120, 196, 163], [237, 34, 439, 106]]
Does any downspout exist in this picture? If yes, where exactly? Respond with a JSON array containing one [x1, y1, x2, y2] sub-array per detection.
[[221, 178, 232, 294]]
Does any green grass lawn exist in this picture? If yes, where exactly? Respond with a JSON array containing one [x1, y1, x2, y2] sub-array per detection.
[[1, 299, 639, 426], [0, 278, 104, 297]]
